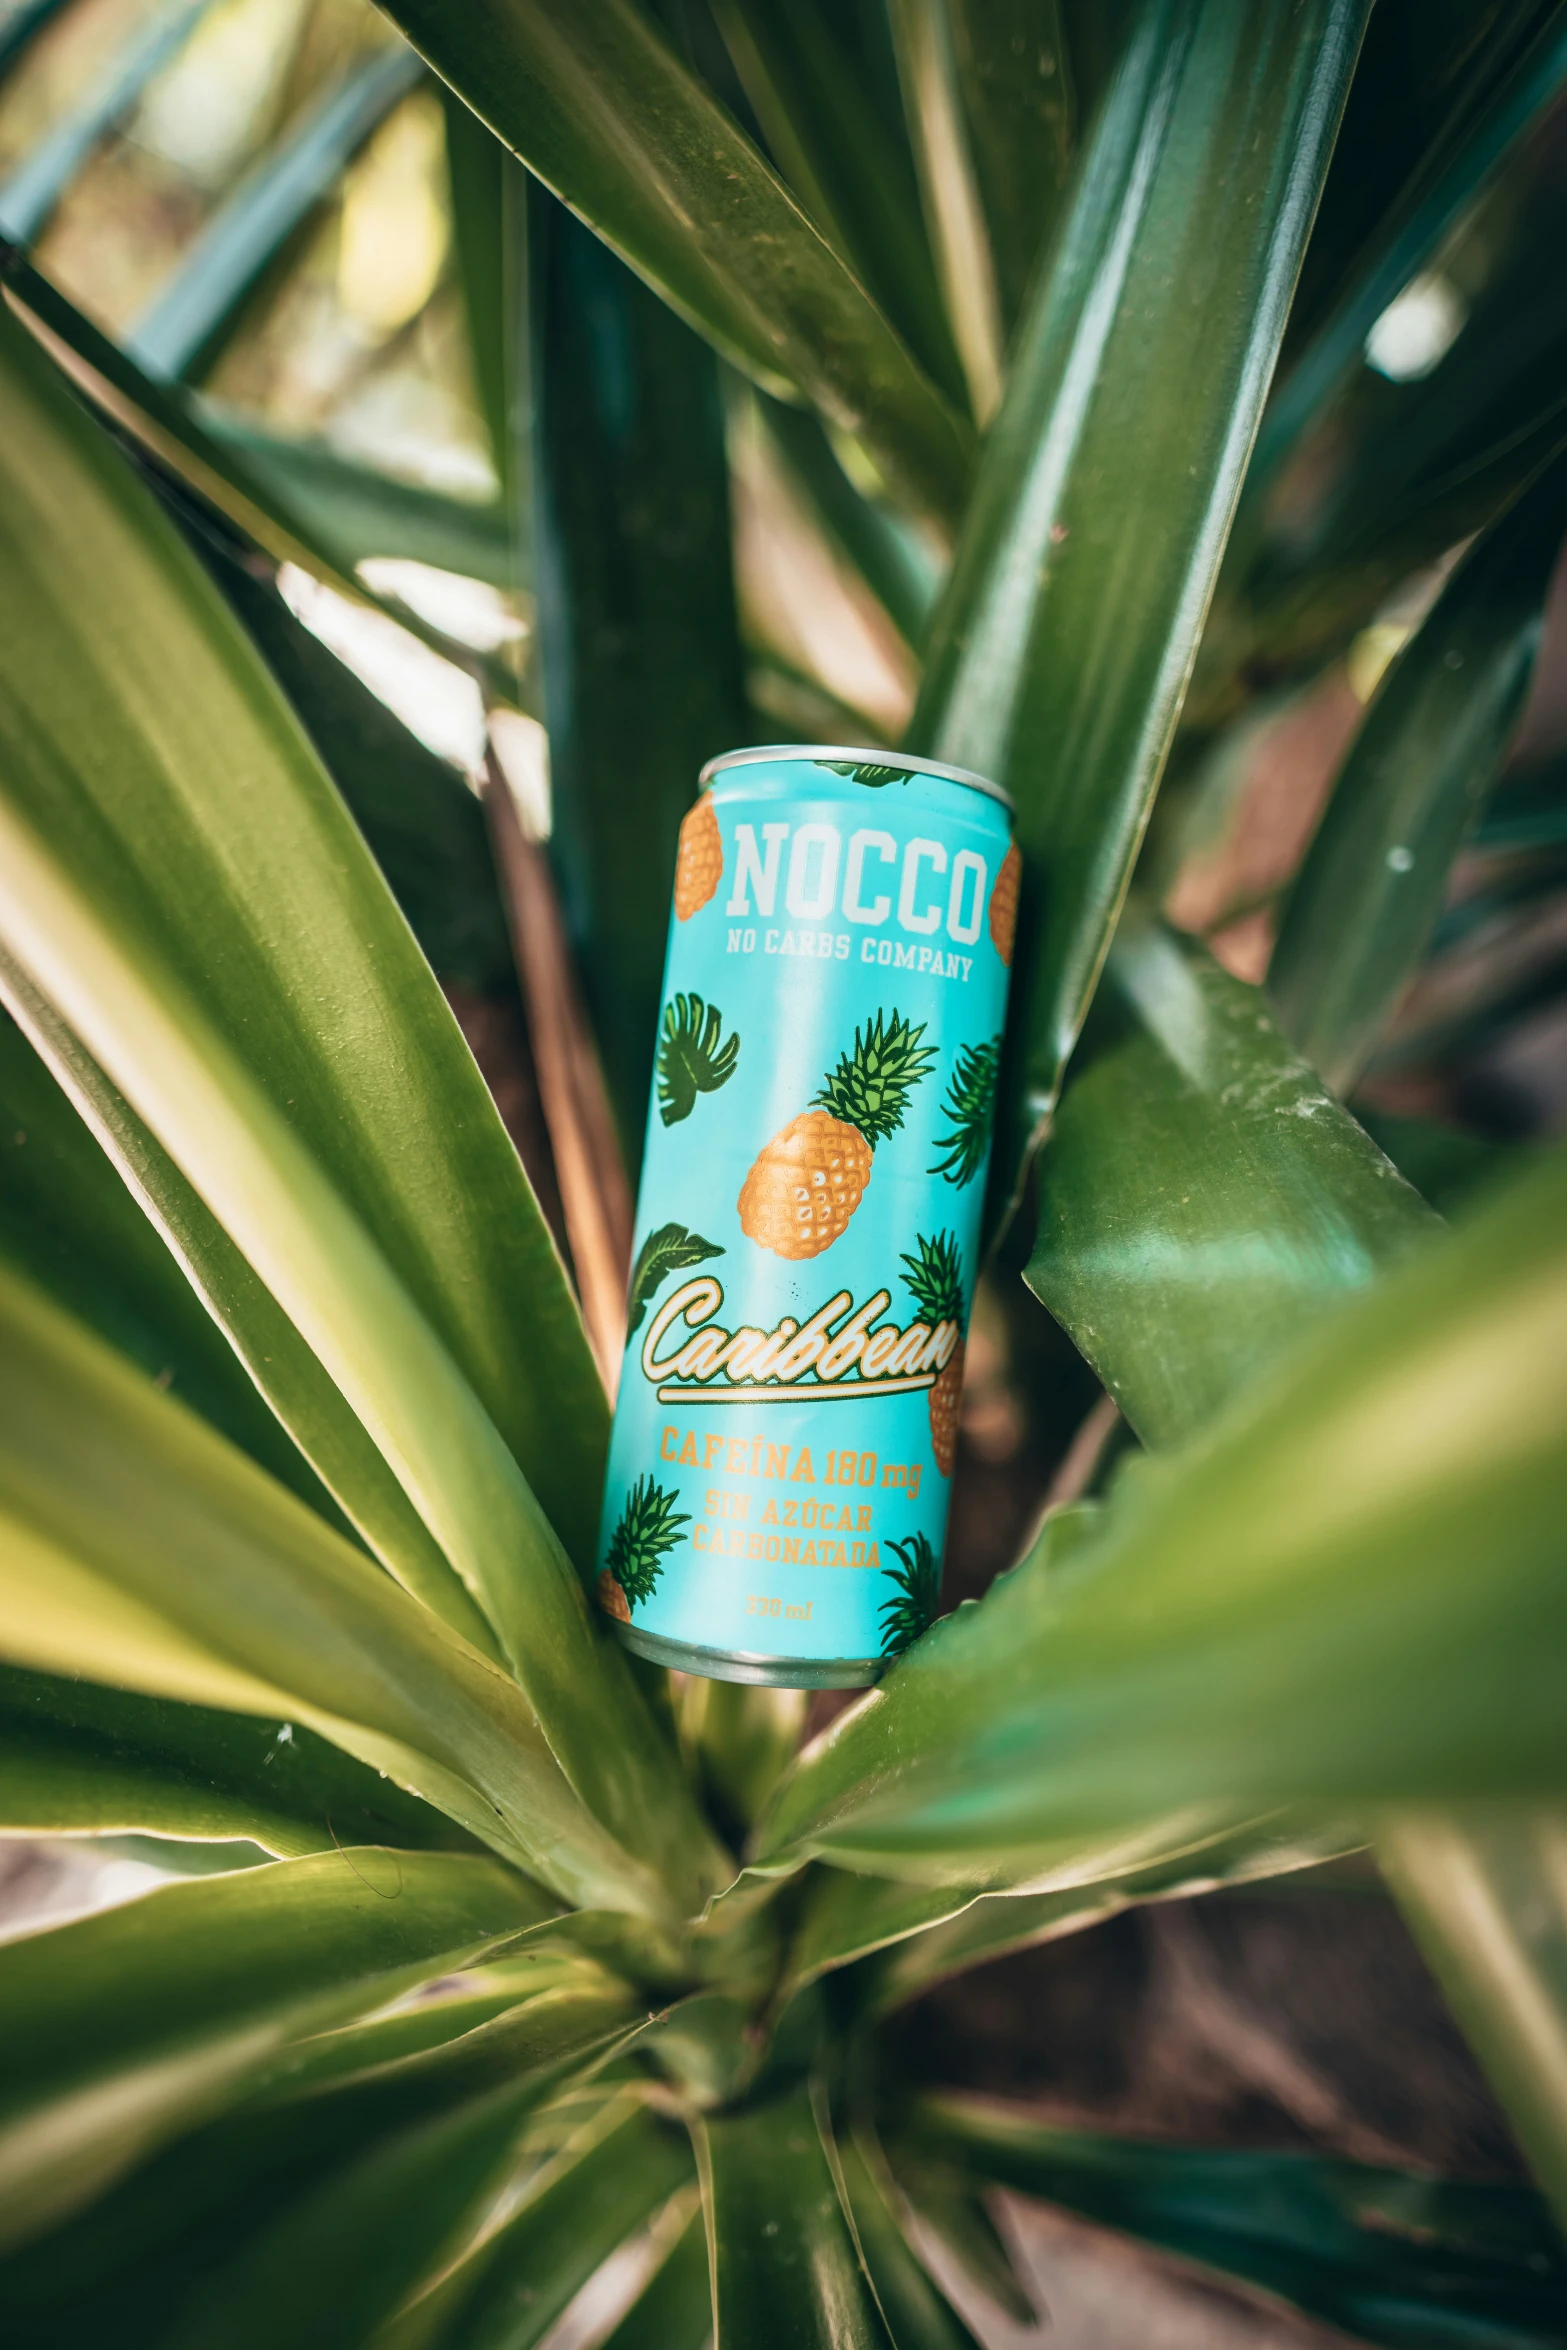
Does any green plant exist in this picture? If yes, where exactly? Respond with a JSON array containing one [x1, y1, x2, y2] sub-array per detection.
[[813, 1008, 939, 1146], [928, 1036, 1000, 1186], [626, 1221, 725, 1334], [879, 1533, 944, 1659], [0, 1, 1565, 2345], [656, 992, 741, 1126], [900, 1230, 966, 1474], [603, 1474, 691, 1612]]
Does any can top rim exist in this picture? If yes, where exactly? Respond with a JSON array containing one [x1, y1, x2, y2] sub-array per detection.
[[698, 742, 1013, 812]]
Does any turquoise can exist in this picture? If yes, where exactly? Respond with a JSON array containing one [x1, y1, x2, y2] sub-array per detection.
[[596, 745, 1017, 1687]]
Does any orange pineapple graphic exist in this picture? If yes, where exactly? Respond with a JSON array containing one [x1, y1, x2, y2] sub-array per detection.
[[988, 841, 1021, 965], [674, 795, 723, 919], [901, 1230, 966, 1474], [738, 1009, 935, 1258]]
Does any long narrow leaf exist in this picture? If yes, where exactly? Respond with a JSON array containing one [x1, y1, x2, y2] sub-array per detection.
[[0, 1262, 674, 1919], [1221, 417, 1567, 2233], [0, 1662, 477, 1856], [596, 2202, 712, 2350], [0, 0, 72, 81], [0, 1981, 636, 2343], [883, 2147, 1035, 2325], [913, 2096, 1567, 2350], [0, 297, 605, 1563], [1250, 3, 1567, 508], [0, 801, 599, 1679], [438, 86, 515, 503], [837, 2127, 982, 2350], [942, 0, 1075, 337], [243, 1960, 614, 2099], [758, 392, 939, 650], [199, 551, 515, 998], [907, 0, 1370, 1162], [157, 2017, 651, 2350], [886, 0, 1005, 422], [527, 186, 751, 1162], [203, 412, 515, 585], [2, 959, 496, 1649], [1270, 444, 1567, 1094], [1, 251, 492, 619], [386, 2096, 693, 2350], [1210, 108, 1567, 698], [125, 43, 424, 384], [0, 1846, 548, 2250], [170, 2093, 551, 2350], [696, 2080, 893, 2349], [377, 0, 972, 526], [756, 1145, 1567, 1882], [0, 1008, 344, 1522], [1383, 1812, 1567, 2234], [711, 0, 965, 410], [0, 0, 208, 245], [790, 1815, 1359, 2006], [1284, 0, 1567, 357], [1028, 915, 1438, 1442], [0, 309, 725, 1905]]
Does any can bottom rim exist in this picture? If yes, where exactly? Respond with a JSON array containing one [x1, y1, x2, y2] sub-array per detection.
[[612, 1622, 881, 1690]]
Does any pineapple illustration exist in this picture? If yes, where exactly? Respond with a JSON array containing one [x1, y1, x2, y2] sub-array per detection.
[[657, 993, 739, 1125], [738, 1008, 935, 1258], [878, 1532, 942, 1658], [598, 1475, 689, 1621], [989, 840, 1021, 965], [929, 1035, 1000, 1187], [674, 794, 723, 919], [901, 1230, 966, 1475]]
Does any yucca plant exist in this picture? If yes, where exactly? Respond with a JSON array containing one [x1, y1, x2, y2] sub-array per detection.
[[0, 1, 1565, 2344]]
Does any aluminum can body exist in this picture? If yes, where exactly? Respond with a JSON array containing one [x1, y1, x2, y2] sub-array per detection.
[[595, 746, 1017, 1686]]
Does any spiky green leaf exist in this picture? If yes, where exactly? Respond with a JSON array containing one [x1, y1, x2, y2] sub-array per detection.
[[759, 1145, 1567, 1884], [605, 1476, 692, 1611], [928, 1037, 998, 1187], [815, 1008, 936, 1145], [906, 0, 1372, 1167], [1270, 444, 1567, 1094], [377, 0, 972, 526]]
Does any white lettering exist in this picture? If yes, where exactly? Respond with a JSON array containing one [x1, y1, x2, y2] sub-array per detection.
[[726, 822, 787, 917], [948, 849, 986, 943], [725, 821, 990, 948], [642, 1278, 957, 1400], [785, 822, 841, 919], [899, 837, 946, 934], [843, 828, 895, 925], [642, 1277, 725, 1380]]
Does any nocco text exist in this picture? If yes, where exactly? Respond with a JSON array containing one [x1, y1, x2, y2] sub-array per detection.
[[722, 820, 992, 946]]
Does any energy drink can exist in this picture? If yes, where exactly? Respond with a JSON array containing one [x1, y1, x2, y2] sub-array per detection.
[[595, 745, 1017, 1687]]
